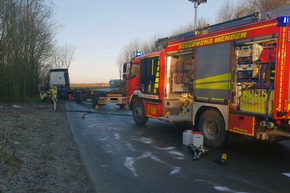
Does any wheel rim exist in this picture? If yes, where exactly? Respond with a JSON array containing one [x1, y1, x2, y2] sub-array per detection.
[[203, 118, 219, 140], [134, 106, 143, 120]]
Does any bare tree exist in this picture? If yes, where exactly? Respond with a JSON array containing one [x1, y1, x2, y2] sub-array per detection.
[[52, 43, 75, 69], [171, 16, 209, 35], [115, 16, 211, 79], [216, 1, 254, 23], [246, 0, 290, 11], [115, 36, 161, 80], [0, 0, 56, 102], [216, 0, 290, 23], [116, 39, 142, 80]]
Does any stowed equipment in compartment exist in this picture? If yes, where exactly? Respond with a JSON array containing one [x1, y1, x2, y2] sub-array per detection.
[[235, 44, 261, 81], [233, 41, 276, 115], [239, 84, 274, 114], [170, 54, 194, 93], [162, 52, 194, 121]]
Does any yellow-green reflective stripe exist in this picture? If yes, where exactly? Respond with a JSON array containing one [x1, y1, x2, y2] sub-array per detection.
[[196, 73, 230, 84], [195, 82, 230, 90]]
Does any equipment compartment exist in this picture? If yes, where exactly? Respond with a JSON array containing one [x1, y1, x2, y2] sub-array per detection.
[[237, 64, 254, 71], [239, 89, 274, 114], [232, 39, 277, 114], [170, 54, 193, 93]]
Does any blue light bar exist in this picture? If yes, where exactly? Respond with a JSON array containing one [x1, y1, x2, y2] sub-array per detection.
[[282, 16, 290, 24], [277, 16, 290, 27], [135, 51, 143, 57]]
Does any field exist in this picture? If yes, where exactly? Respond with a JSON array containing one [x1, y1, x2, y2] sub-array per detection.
[[70, 83, 109, 89]]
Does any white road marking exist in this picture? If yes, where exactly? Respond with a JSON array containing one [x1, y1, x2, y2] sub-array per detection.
[[196, 179, 249, 193], [155, 147, 184, 159], [124, 157, 137, 176], [169, 151, 184, 157], [132, 137, 153, 144], [125, 143, 136, 152], [170, 167, 181, 175], [214, 186, 232, 192], [138, 152, 163, 163], [282, 173, 290, 178], [155, 146, 175, 150], [99, 136, 110, 141], [214, 186, 249, 193], [89, 123, 114, 128], [114, 133, 121, 140], [124, 152, 183, 177]]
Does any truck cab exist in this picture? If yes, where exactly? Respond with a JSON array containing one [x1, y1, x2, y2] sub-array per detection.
[[49, 68, 70, 100]]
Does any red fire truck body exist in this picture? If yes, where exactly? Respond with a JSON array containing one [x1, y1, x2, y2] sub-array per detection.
[[126, 15, 290, 147]]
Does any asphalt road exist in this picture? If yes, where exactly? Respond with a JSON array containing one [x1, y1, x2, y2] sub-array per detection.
[[66, 102, 290, 193]]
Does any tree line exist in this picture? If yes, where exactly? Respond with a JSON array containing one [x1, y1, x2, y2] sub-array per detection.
[[0, 0, 288, 102], [116, 0, 290, 76], [0, 0, 74, 102]]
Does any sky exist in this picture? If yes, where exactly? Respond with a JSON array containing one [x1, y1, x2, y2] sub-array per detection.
[[52, 0, 241, 83]]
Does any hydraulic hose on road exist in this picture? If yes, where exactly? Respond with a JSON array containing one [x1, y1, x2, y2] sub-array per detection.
[[57, 108, 132, 119]]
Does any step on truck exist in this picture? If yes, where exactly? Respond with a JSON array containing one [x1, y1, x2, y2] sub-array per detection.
[[124, 11, 290, 147]]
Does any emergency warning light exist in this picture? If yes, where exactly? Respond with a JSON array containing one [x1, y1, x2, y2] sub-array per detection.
[[277, 16, 290, 27], [135, 51, 143, 57]]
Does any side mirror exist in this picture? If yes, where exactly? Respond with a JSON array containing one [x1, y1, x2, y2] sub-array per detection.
[[123, 63, 127, 74]]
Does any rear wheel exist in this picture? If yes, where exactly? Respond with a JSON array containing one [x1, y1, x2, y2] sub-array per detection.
[[198, 109, 227, 148], [75, 92, 82, 104], [118, 104, 125, 109], [91, 94, 98, 109], [132, 100, 148, 125]]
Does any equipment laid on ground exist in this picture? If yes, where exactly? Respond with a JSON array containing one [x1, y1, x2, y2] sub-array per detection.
[[184, 130, 207, 160], [215, 153, 228, 165], [188, 144, 208, 160], [123, 8, 290, 148], [183, 130, 193, 146], [183, 130, 204, 147]]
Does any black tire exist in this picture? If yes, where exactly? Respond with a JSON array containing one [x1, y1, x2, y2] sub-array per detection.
[[175, 122, 192, 130], [75, 92, 82, 104], [198, 109, 227, 148], [118, 104, 125, 109], [132, 100, 148, 125], [91, 94, 98, 109]]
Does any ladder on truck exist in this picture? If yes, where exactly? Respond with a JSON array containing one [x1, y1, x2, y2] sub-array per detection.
[[155, 13, 259, 48], [156, 5, 290, 48]]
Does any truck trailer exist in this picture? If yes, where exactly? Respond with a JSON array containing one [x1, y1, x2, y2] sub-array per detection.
[[125, 13, 290, 147], [73, 79, 127, 109]]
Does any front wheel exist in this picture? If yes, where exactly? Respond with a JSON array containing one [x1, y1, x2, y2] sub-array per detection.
[[132, 100, 148, 125], [198, 109, 227, 148]]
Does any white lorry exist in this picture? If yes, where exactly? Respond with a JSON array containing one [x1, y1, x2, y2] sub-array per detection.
[[49, 68, 70, 100]]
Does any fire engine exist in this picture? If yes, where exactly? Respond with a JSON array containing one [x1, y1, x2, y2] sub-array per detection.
[[125, 11, 290, 147]]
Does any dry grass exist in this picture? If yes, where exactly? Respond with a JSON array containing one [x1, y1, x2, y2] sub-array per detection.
[[0, 101, 95, 193]]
